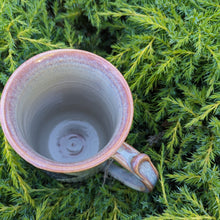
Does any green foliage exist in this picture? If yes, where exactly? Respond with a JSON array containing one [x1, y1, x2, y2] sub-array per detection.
[[0, 0, 219, 219]]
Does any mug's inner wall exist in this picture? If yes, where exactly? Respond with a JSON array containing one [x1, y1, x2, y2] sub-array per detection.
[[15, 59, 122, 163]]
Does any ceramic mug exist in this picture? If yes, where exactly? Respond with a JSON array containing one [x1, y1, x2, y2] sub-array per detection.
[[0, 49, 158, 192]]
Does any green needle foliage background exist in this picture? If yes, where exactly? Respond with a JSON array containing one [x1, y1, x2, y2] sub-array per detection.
[[0, 0, 219, 219]]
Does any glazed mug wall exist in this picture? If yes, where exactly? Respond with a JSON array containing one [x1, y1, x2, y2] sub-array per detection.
[[0, 49, 158, 192]]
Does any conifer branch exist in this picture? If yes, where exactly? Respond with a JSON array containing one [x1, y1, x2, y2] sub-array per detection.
[[2, 136, 34, 207], [124, 38, 155, 79], [0, 1, 219, 219], [158, 144, 169, 208]]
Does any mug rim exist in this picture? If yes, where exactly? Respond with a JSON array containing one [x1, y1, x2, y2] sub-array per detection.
[[0, 49, 134, 173]]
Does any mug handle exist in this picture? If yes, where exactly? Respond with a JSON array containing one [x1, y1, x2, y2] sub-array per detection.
[[108, 142, 158, 192]]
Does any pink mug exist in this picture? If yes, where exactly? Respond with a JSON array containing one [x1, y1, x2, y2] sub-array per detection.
[[0, 49, 158, 192]]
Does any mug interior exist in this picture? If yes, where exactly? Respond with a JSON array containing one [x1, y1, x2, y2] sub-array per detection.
[[1, 50, 133, 172]]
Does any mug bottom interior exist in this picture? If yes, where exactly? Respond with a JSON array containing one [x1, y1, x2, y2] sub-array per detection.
[[30, 102, 111, 163]]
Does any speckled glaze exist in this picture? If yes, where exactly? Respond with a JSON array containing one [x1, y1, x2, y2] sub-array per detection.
[[0, 49, 158, 192]]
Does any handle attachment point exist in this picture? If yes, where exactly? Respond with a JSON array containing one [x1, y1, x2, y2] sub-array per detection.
[[109, 142, 158, 192]]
